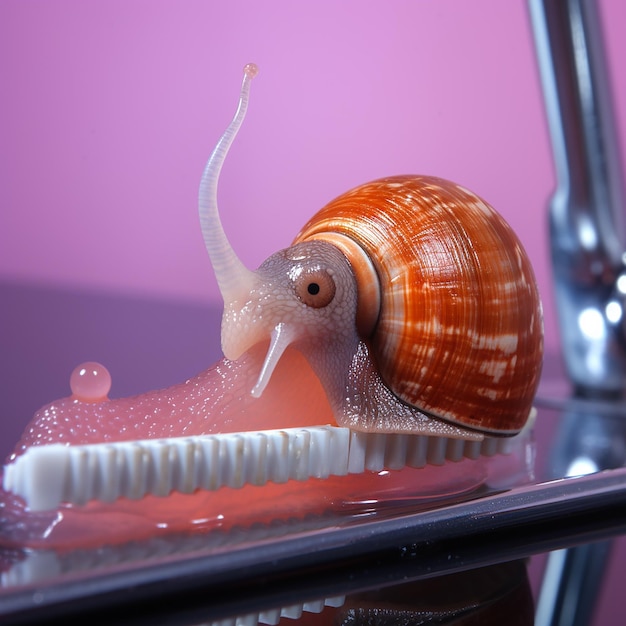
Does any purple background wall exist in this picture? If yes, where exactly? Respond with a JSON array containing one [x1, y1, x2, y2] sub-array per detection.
[[1, 0, 624, 356]]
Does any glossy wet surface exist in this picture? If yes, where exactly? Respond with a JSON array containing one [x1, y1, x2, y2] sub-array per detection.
[[2, 282, 626, 625]]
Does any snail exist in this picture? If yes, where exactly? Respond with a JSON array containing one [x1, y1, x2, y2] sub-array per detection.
[[1, 64, 542, 549]]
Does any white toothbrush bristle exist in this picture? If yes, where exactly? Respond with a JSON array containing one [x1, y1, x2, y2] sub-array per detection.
[[3, 426, 520, 512]]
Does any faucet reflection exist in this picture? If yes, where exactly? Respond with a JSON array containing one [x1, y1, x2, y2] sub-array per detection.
[[535, 398, 626, 626]]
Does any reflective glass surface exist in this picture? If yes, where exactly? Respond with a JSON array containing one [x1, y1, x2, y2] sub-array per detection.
[[2, 283, 626, 625]]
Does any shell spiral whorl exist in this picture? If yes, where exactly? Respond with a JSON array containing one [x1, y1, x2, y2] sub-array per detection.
[[295, 175, 543, 435]]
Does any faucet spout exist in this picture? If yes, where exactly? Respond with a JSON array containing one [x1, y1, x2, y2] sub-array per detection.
[[529, 0, 626, 396]]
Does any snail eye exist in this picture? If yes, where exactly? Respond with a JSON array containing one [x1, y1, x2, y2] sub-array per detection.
[[295, 269, 336, 308]]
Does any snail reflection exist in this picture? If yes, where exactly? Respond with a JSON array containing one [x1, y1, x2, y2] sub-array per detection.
[[0, 65, 542, 549], [332, 561, 533, 626], [1, 547, 532, 625]]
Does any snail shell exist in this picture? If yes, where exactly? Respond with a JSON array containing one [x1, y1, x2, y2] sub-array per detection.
[[295, 175, 543, 435]]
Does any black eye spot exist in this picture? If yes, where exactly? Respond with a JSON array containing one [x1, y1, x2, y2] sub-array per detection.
[[295, 270, 336, 308]]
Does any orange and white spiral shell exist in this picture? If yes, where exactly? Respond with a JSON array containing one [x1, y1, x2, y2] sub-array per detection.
[[295, 175, 543, 435]]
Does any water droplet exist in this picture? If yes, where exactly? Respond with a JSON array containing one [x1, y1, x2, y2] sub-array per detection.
[[70, 362, 112, 403]]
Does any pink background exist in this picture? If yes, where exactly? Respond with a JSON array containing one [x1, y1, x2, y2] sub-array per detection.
[[1, 0, 625, 355]]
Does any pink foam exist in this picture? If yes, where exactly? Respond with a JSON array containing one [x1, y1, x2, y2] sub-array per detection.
[[8, 345, 334, 462]]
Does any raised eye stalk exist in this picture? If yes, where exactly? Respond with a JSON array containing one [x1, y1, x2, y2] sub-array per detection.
[[198, 63, 259, 306]]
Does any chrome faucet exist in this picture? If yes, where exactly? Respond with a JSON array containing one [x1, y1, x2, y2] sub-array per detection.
[[529, 0, 626, 397], [530, 2, 626, 624]]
